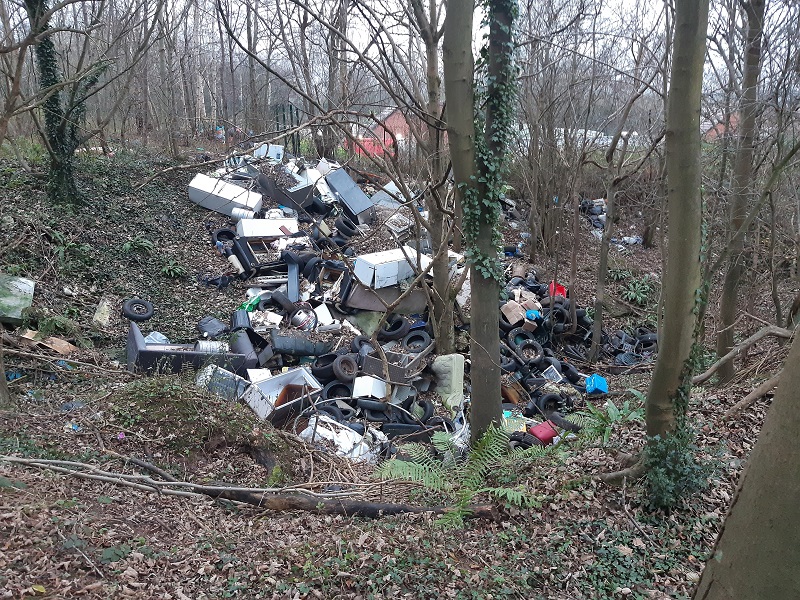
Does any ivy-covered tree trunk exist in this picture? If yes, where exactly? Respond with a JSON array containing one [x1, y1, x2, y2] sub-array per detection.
[[25, 0, 81, 204], [645, 0, 708, 440], [444, 0, 516, 442]]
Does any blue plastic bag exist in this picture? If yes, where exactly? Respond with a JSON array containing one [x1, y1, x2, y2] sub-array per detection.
[[585, 374, 608, 395]]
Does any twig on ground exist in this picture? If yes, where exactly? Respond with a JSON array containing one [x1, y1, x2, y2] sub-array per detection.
[[1, 347, 135, 378], [56, 529, 105, 578], [693, 325, 793, 385], [723, 370, 782, 419], [622, 477, 653, 545], [2, 454, 494, 519]]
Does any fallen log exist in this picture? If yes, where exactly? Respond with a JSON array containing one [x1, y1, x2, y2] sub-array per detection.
[[723, 370, 783, 420], [1, 455, 496, 519], [203, 488, 496, 518], [693, 325, 793, 385]]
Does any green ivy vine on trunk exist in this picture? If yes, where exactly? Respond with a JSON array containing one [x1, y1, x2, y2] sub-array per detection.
[[461, 0, 519, 285], [25, 0, 109, 205]]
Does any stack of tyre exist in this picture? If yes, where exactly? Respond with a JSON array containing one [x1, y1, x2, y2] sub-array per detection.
[[498, 273, 592, 393], [304, 315, 443, 439], [604, 327, 658, 366]]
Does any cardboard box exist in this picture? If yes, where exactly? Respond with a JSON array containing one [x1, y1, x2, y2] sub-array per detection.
[[353, 247, 432, 289], [500, 300, 525, 326], [188, 173, 262, 217]]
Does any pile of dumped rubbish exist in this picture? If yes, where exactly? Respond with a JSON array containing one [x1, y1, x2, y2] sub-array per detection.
[[118, 142, 659, 460]]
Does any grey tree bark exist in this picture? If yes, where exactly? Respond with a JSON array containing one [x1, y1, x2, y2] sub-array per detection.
[[644, 0, 708, 438], [716, 0, 765, 384], [692, 331, 800, 599], [444, 0, 515, 441]]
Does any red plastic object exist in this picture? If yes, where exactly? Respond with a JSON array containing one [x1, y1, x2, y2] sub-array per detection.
[[528, 420, 559, 445], [549, 281, 567, 298]]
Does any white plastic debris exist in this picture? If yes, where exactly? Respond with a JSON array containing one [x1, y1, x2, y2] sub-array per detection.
[[299, 415, 387, 462]]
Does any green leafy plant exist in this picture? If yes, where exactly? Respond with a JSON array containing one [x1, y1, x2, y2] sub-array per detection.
[[376, 425, 542, 527], [620, 275, 653, 306], [643, 428, 715, 510], [33, 311, 93, 349], [50, 231, 93, 271], [608, 267, 633, 282], [36, 313, 79, 338], [575, 391, 645, 445], [100, 543, 133, 564], [122, 236, 155, 254], [3, 263, 24, 276], [161, 260, 187, 278]]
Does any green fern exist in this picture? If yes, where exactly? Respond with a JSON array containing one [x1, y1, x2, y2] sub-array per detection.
[[375, 456, 448, 492], [508, 443, 561, 461], [437, 507, 470, 529], [480, 486, 541, 509], [460, 425, 509, 491], [431, 431, 458, 456], [375, 424, 539, 525]]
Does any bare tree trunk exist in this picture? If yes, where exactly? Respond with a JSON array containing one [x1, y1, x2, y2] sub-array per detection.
[[692, 332, 800, 598], [158, 30, 178, 158], [568, 198, 580, 332], [589, 180, 617, 362], [526, 124, 541, 263], [767, 194, 783, 326], [444, 0, 501, 443], [246, 0, 258, 133], [716, 0, 765, 384], [141, 61, 150, 146], [645, 0, 708, 438], [411, 0, 453, 354]]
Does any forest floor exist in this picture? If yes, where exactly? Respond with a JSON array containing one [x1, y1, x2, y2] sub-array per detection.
[[0, 147, 789, 599]]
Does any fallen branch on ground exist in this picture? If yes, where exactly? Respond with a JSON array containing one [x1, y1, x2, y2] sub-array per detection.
[[723, 370, 783, 419], [1, 346, 136, 378], [693, 325, 793, 385], [596, 457, 646, 485], [1, 455, 496, 519]]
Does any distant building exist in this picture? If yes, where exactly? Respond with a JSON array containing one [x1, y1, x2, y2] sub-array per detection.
[[703, 113, 739, 142], [350, 107, 412, 157]]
